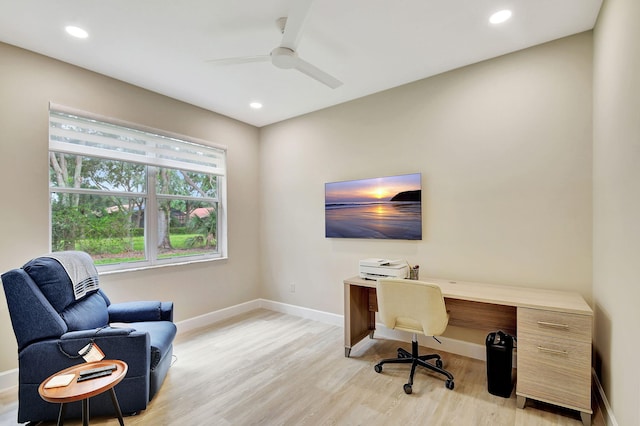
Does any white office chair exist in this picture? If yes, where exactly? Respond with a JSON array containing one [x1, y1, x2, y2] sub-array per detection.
[[374, 278, 455, 393]]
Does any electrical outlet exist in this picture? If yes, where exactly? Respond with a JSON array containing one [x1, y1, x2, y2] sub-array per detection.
[[289, 282, 296, 293]]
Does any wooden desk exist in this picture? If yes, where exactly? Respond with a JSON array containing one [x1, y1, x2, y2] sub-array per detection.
[[39, 360, 128, 426], [344, 276, 593, 425]]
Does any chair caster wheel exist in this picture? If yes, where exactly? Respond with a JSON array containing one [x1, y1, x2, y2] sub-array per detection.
[[374, 364, 382, 373], [403, 383, 412, 394], [435, 359, 443, 368], [446, 380, 454, 390]]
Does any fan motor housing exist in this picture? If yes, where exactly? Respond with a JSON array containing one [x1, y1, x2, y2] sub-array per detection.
[[270, 47, 297, 69]]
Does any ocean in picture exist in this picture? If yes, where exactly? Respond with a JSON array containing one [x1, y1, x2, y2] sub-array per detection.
[[325, 173, 422, 240]]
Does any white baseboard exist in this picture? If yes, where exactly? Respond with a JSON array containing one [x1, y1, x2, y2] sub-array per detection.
[[174, 299, 343, 336], [592, 368, 618, 426], [251, 301, 487, 362], [369, 323, 488, 361], [175, 299, 483, 360], [0, 367, 17, 391], [175, 299, 262, 335], [258, 299, 343, 327]]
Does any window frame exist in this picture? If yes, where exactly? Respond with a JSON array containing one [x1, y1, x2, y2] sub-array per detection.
[[48, 104, 228, 272]]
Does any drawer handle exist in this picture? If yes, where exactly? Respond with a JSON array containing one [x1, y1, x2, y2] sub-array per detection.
[[537, 346, 568, 355], [537, 321, 569, 329]]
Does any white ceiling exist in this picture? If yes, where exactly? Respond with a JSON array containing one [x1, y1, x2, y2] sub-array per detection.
[[0, 0, 602, 127]]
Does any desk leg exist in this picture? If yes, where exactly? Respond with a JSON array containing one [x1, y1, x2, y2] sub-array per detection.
[[109, 387, 125, 426], [57, 403, 66, 426], [368, 309, 376, 339], [344, 283, 376, 357], [82, 398, 89, 426]]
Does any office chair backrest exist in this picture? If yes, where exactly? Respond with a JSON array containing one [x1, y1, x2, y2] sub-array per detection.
[[376, 278, 448, 336]]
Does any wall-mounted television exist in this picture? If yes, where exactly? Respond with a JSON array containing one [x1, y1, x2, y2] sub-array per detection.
[[325, 173, 422, 240]]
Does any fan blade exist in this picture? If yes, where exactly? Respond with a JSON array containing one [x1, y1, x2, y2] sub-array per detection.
[[292, 56, 342, 89], [207, 55, 270, 65], [281, 0, 315, 50]]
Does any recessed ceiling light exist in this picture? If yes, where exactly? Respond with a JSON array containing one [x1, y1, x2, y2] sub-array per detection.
[[65, 26, 89, 39], [249, 102, 263, 109], [489, 10, 512, 25]]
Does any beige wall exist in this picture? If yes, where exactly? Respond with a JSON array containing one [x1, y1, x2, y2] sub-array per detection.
[[259, 33, 593, 328], [0, 43, 261, 371], [593, 0, 640, 424]]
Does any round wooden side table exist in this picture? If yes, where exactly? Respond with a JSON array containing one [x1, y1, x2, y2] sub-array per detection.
[[38, 359, 128, 426]]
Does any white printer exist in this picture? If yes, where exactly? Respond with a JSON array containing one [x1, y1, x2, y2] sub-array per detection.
[[359, 258, 409, 280]]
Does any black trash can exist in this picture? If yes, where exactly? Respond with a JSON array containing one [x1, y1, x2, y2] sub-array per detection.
[[485, 331, 514, 397]]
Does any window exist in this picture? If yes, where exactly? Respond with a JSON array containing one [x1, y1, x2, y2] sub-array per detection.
[[48, 105, 227, 270]]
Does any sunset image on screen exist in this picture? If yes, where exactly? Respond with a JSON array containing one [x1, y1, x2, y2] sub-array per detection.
[[325, 173, 422, 240]]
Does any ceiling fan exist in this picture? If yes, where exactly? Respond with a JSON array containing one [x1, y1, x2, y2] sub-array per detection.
[[208, 0, 342, 89]]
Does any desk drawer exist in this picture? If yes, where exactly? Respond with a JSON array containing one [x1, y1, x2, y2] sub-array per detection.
[[517, 333, 591, 410], [518, 307, 591, 343]]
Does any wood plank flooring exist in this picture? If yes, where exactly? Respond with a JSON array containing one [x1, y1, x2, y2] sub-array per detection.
[[0, 309, 604, 425]]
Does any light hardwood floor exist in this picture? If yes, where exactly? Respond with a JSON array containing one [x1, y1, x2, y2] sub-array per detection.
[[0, 309, 604, 425]]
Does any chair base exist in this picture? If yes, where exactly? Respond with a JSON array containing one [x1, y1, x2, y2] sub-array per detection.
[[374, 336, 454, 393]]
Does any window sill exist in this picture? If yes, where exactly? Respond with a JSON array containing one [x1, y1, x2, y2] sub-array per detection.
[[98, 255, 228, 276]]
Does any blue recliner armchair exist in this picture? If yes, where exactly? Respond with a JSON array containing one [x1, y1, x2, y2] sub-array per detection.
[[1, 251, 177, 423]]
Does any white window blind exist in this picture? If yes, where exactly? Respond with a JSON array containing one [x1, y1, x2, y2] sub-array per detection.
[[49, 107, 226, 176]]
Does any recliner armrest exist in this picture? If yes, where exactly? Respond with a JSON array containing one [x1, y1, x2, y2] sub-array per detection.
[[61, 327, 135, 340], [108, 301, 173, 323]]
